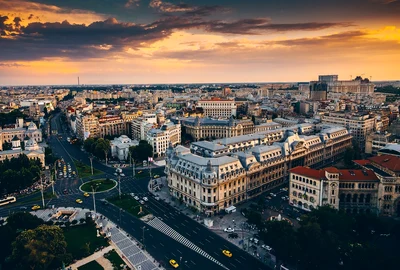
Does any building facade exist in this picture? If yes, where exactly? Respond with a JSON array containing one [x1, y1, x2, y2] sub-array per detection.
[[110, 135, 139, 161], [197, 98, 236, 118], [0, 119, 42, 150], [289, 166, 379, 214], [147, 121, 181, 157], [166, 126, 352, 215], [321, 113, 376, 149]]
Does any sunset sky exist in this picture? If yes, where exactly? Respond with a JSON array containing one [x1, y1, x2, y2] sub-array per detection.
[[0, 0, 399, 85]]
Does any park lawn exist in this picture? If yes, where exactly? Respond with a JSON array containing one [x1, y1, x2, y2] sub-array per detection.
[[74, 159, 102, 178], [63, 223, 109, 260], [107, 194, 150, 218], [104, 249, 126, 270], [81, 179, 117, 193], [78, 260, 104, 270]]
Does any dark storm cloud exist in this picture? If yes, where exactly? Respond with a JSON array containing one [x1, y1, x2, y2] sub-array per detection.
[[204, 19, 352, 35], [0, 5, 354, 62]]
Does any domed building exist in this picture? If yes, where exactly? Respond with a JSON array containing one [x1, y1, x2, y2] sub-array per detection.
[[0, 119, 44, 166]]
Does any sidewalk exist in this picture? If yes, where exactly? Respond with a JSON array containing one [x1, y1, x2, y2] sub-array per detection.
[[68, 246, 113, 270], [94, 213, 163, 270]]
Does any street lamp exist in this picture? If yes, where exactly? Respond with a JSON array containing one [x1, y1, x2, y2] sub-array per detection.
[[91, 183, 100, 214], [115, 169, 123, 199], [89, 155, 94, 176], [40, 174, 45, 208]]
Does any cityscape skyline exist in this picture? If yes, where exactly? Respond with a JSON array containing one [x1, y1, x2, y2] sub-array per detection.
[[1, 0, 399, 85]]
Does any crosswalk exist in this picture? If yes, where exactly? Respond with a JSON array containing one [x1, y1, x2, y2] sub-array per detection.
[[55, 188, 81, 196], [147, 217, 229, 270]]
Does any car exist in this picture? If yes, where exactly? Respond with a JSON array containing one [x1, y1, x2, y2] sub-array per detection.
[[250, 238, 259, 244], [130, 193, 135, 197], [142, 197, 148, 202], [296, 217, 302, 222], [154, 196, 160, 201], [72, 171, 76, 175], [228, 233, 239, 238], [76, 199, 83, 204], [266, 196, 272, 200], [270, 193, 276, 197], [83, 192, 90, 197], [262, 244, 272, 251], [222, 250, 232, 257], [154, 174, 160, 178], [138, 170, 142, 174], [139, 200, 145, 205], [169, 259, 179, 268], [19, 206, 28, 210], [134, 196, 140, 201], [31, 205, 40, 211], [120, 173, 125, 177], [224, 227, 235, 233]]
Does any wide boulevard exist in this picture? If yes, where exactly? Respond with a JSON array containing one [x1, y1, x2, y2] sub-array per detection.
[[0, 113, 268, 270]]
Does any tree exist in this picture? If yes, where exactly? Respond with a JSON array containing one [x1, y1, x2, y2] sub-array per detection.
[[129, 140, 153, 164], [10, 225, 68, 270], [262, 220, 299, 265], [344, 147, 355, 167], [6, 212, 44, 232], [83, 137, 96, 153], [45, 147, 57, 165], [94, 138, 110, 164], [2, 141, 12, 150]]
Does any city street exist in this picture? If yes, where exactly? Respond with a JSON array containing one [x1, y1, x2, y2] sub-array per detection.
[[0, 113, 269, 270]]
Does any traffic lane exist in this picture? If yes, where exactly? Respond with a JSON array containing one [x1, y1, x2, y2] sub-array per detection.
[[143, 198, 267, 270], [96, 204, 225, 270]]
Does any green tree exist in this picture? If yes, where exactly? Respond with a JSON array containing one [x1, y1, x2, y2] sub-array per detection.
[[94, 138, 110, 164], [10, 225, 68, 270], [129, 140, 153, 164], [83, 137, 96, 153], [2, 141, 12, 150], [6, 212, 44, 232], [262, 220, 299, 265]]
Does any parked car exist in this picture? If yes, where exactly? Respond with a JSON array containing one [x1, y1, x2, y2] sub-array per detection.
[[224, 227, 235, 233], [139, 200, 145, 205], [154, 196, 160, 201], [262, 244, 272, 251], [143, 197, 148, 202], [134, 196, 140, 201], [228, 233, 239, 238]]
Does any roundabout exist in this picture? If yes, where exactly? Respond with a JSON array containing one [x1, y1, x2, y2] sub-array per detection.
[[79, 178, 117, 193]]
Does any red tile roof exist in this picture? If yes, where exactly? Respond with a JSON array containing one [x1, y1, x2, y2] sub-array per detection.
[[338, 169, 379, 182], [325, 167, 340, 173], [290, 166, 326, 180], [353, 160, 371, 166], [290, 166, 379, 182], [368, 155, 400, 173]]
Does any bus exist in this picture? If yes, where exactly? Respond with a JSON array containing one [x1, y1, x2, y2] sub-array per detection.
[[0, 196, 16, 206]]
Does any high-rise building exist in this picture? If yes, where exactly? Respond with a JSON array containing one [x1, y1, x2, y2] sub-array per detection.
[[321, 113, 376, 149], [309, 81, 328, 101]]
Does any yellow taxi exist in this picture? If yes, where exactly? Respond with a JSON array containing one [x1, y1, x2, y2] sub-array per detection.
[[222, 250, 232, 258], [169, 259, 179, 268], [76, 199, 83, 204], [31, 205, 41, 211], [138, 170, 142, 174], [154, 175, 160, 178], [83, 192, 90, 197]]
